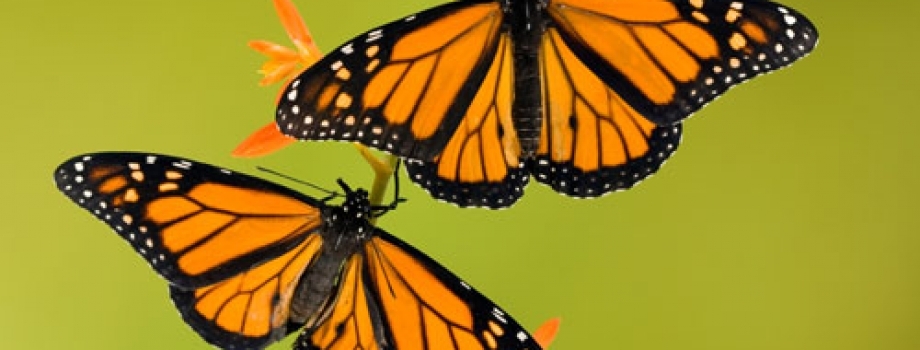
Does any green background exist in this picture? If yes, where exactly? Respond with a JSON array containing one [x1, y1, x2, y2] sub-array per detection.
[[2, 0, 917, 349]]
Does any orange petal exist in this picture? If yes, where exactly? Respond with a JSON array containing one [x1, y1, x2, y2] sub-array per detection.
[[273, 0, 322, 59], [532, 317, 561, 348], [248, 40, 302, 85], [249, 40, 299, 60], [232, 122, 295, 158], [259, 60, 300, 86]]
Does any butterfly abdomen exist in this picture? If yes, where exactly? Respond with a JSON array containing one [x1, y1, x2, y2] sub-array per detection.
[[288, 240, 354, 325], [508, 0, 549, 156], [289, 190, 374, 324]]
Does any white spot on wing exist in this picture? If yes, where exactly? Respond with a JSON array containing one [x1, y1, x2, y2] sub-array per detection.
[[492, 308, 508, 324], [173, 161, 192, 170], [341, 43, 354, 55], [367, 29, 383, 42]]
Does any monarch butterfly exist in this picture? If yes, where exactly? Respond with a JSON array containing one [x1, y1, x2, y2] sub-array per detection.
[[54, 152, 543, 350], [274, 0, 817, 208]]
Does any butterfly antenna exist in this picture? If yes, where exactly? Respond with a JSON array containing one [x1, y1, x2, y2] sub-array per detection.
[[336, 178, 354, 195], [256, 166, 342, 200]]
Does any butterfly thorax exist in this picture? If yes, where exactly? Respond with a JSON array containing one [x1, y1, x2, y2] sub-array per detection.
[[505, 0, 549, 156], [288, 190, 374, 325]]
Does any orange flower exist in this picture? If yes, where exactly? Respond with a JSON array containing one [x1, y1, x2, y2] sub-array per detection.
[[250, 0, 321, 86], [233, 0, 321, 158]]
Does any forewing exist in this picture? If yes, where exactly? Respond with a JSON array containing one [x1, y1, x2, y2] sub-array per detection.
[[276, 2, 505, 161], [548, 0, 818, 124], [54, 152, 323, 289]]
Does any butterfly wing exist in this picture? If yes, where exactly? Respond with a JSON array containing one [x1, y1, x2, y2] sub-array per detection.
[[547, 0, 818, 125], [295, 228, 543, 350], [54, 153, 323, 288], [54, 152, 327, 348], [404, 34, 530, 209], [170, 234, 322, 349], [276, 2, 505, 161], [532, 27, 683, 197]]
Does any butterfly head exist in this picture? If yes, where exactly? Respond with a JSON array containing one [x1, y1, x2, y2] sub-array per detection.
[[337, 179, 373, 221], [320, 180, 374, 243]]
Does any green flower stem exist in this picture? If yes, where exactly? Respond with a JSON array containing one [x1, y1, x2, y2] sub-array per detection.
[[354, 144, 399, 225]]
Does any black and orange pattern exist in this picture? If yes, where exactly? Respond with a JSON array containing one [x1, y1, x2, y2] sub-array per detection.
[[275, 0, 817, 208], [54, 153, 542, 350]]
